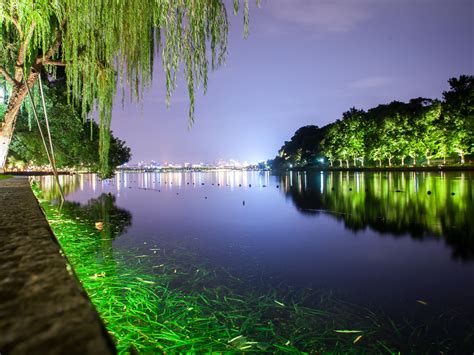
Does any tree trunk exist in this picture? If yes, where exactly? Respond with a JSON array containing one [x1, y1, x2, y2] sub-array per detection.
[[360, 157, 364, 166], [339, 159, 342, 167], [401, 156, 405, 166], [345, 160, 349, 169], [353, 157, 357, 167], [330, 160, 333, 167], [378, 159, 382, 168], [0, 71, 40, 170], [388, 156, 392, 167], [0, 22, 62, 171], [443, 156, 446, 165], [460, 152, 465, 164], [426, 150, 431, 166]]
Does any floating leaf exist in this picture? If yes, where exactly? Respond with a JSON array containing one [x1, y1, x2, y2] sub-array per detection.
[[228, 335, 243, 343], [334, 330, 363, 334]]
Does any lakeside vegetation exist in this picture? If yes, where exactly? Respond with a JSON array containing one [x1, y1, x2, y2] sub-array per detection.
[[0, 78, 131, 173], [272, 76, 473, 170]]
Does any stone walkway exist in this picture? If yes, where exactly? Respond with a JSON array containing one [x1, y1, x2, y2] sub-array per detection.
[[0, 177, 115, 355]]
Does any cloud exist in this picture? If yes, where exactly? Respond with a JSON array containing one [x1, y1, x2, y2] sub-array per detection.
[[265, 0, 373, 33], [349, 76, 392, 89]]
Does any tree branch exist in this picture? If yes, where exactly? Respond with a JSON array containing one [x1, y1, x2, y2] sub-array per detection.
[[43, 59, 67, 66], [0, 66, 16, 85], [23, 21, 36, 56], [10, 17, 22, 37], [2, 14, 23, 37], [46, 21, 66, 59], [14, 21, 36, 82], [36, 20, 66, 66]]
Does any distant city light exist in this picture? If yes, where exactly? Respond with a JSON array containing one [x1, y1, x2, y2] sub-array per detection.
[[114, 158, 268, 172]]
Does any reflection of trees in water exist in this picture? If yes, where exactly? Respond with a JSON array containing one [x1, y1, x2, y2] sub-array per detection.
[[38, 173, 132, 240], [33, 174, 81, 201], [60, 193, 132, 240], [55, 193, 133, 282], [281, 171, 474, 260]]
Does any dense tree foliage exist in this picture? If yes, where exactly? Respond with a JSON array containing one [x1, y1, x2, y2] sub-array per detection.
[[0, 0, 256, 176], [442, 76, 474, 164], [2, 78, 131, 171], [272, 125, 330, 169], [272, 76, 473, 169]]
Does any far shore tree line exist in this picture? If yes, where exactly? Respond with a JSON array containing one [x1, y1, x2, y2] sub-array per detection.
[[271, 76, 473, 170]]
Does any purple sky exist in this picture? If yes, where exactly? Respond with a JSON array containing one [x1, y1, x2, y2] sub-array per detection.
[[109, 0, 473, 164]]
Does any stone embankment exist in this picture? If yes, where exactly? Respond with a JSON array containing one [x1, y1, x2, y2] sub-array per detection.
[[0, 177, 115, 355]]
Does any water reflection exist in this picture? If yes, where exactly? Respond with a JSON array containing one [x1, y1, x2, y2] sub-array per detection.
[[281, 171, 474, 260], [36, 174, 82, 201], [38, 170, 473, 262], [39, 174, 133, 244], [114, 170, 271, 190], [36, 170, 474, 352], [58, 193, 132, 239]]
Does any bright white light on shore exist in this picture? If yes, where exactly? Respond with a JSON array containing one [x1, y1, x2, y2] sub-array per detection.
[[319, 158, 324, 163], [0, 86, 4, 102]]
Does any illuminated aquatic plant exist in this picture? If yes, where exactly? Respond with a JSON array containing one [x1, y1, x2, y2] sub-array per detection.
[[31, 181, 471, 353]]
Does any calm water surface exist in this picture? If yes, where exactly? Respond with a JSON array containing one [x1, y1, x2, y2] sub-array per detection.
[[39, 170, 474, 352]]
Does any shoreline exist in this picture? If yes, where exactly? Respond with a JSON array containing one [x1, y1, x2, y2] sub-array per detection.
[[283, 165, 474, 173], [2, 165, 474, 176]]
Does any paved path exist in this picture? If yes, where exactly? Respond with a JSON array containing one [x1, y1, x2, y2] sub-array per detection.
[[0, 177, 115, 355]]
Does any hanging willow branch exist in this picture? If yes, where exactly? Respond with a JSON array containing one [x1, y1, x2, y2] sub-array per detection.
[[0, 0, 258, 177]]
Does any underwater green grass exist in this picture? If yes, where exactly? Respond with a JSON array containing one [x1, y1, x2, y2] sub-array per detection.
[[31, 181, 469, 354]]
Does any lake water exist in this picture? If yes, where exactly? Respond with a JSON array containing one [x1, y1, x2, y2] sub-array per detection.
[[38, 170, 474, 353]]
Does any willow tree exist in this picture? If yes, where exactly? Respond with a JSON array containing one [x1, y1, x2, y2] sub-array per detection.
[[0, 0, 256, 176]]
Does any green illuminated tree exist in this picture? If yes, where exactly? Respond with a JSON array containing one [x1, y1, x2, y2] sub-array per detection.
[[394, 113, 411, 166], [442, 75, 474, 164], [322, 121, 349, 167], [341, 108, 366, 166], [322, 123, 338, 167], [366, 104, 393, 167], [0, 0, 256, 176], [419, 99, 442, 165]]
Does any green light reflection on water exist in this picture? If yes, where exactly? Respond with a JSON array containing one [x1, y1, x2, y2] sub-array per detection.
[[282, 171, 473, 259], [31, 170, 474, 353], [31, 180, 404, 354]]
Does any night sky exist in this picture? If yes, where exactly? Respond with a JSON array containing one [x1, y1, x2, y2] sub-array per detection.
[[110, 0, 473, 165]]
